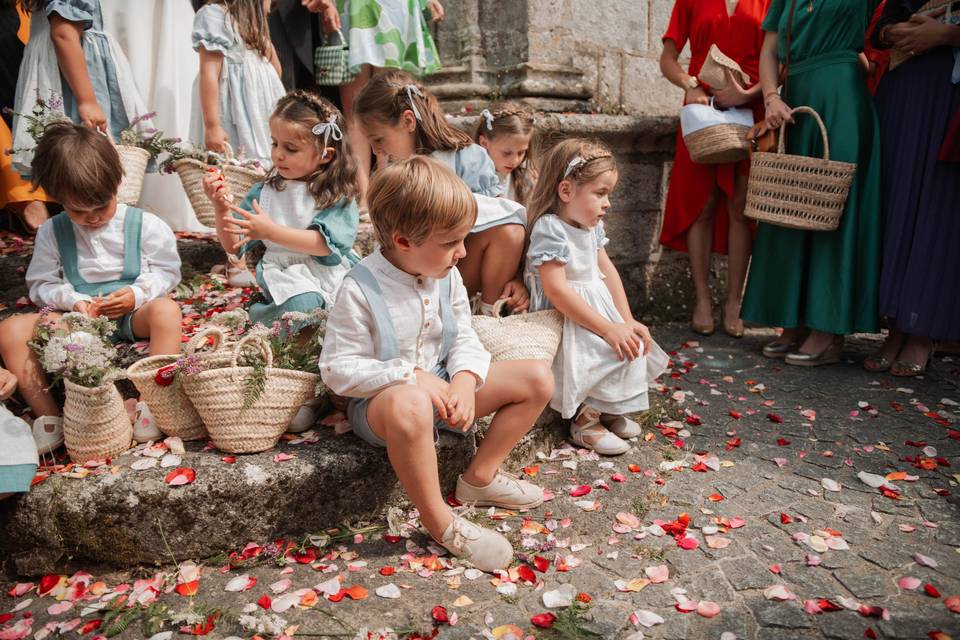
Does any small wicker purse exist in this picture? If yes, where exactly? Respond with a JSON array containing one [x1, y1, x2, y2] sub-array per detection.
[[744, 106, 856, 232], [698, 44, 751, 90], [471, 301, 564, 363], [174, 143, 263, 228]]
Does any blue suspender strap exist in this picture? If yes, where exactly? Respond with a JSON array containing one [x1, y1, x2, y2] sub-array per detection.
[[345, 263, 400, 360], [436, 275, 457, 364], [120, 207, 143, 281], [51, 212, 83, 287]]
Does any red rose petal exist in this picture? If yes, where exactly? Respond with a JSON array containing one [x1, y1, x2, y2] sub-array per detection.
[[531, 612, 557, 629], [432, 605, 449, 623], [924, 583, 942, 598], [533, 556, 550, 573]]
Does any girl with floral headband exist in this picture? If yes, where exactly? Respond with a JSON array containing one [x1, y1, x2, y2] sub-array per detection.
[[204, 91, 360, 430], [474, 101, 539, 207], [524, 138, 670, 456], [354, 70, 529, 317]]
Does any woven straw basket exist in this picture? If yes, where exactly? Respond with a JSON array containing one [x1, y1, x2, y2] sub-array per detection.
[[698, 44, 751, 90], [183, 334, 318, 453], [745, 106, 856, 232], [684, 124, 751, 164], [472, 302, 564, 362], [63, 379, 132, 463], [116, 145, 150, 206], [125, 327, 234, 441], [174, 143, 263, 228]]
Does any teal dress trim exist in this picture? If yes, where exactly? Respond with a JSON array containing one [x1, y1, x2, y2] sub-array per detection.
[[51, 209, 143, 342]]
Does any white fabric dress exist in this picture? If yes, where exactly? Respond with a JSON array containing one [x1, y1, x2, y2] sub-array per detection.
[[101, 0, 205, 231], [525, 214, 669, 419], [429, 146, 526, 232], [189, 3, 285, 163], [256, 181, 352, 309]]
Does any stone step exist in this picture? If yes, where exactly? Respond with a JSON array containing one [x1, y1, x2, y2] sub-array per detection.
[[0, 409, 565, 576]]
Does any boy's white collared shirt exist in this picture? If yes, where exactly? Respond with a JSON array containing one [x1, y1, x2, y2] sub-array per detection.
[[319, 250, 491, 399], [26, 204, 182, 311]]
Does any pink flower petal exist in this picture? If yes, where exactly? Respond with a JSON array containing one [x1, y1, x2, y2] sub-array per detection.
[[696, 601, 721, 618], [898, 576, 921, 591]]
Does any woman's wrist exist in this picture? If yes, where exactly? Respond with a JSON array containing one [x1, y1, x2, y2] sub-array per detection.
[[764, 91, 782, 106]]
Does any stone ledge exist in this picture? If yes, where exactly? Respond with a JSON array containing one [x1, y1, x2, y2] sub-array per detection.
[[0, 409, 566, 575]]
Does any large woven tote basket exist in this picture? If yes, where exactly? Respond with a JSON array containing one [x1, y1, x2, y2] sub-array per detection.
[[745, 106, 856, 231], [472, 302, 564, 362], [63, 379, 132, 463], [174, 143, 262, 228], [125, 327, 234, 441], [183, 334, 318, 454]]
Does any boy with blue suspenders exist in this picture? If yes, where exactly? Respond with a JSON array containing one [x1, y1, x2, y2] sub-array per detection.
[[320, 157, 554, 572], [0, 123, 182, 455]]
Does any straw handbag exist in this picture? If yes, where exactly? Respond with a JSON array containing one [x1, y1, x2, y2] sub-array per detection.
[[63, 379, 132, 463], [125, 327, 233, 441], [681, 99, 753, 164], [115, 144, 150, 206], [745, 106, 856, 232], [183, 334, 318, 453], [698, 44, 751, 90], [471, 301, 564, 362], [174, 143, 263, 228]]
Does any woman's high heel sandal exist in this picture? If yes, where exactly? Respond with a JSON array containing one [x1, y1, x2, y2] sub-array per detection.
[[785, 337, 844, 367]]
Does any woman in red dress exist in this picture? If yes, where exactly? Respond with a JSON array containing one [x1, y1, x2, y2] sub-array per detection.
[[659, 0, 769, 337]]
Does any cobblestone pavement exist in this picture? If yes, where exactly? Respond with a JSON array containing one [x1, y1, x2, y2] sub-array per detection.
[[1, 325, 958, 639]]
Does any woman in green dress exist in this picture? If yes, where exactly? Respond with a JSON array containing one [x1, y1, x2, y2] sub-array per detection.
[[742, 0, 882, 366], [309, 0, 445, 207]]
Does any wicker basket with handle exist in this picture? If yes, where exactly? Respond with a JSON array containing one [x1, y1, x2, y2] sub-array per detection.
[[63, 379, 133, 463], [182, 333, 318, 453], [125, 326, 234, 441], [174, 143, 263, 228], [471, 301, 564, 362], [744, 106, 856, 232]]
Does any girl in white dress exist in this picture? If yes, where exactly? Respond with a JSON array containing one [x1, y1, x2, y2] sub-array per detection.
[[11, 0, 150, 175], [474, 101, 539, 207], [354, 70, 529, 316], [524, 138, 669, 456], [203, 91, 360, 330], [191, 0, 286, 285]]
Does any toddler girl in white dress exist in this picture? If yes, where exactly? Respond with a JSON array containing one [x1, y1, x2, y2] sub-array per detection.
[[524, 138, 669, 455]]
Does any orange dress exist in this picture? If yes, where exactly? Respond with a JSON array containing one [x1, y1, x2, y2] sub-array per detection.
[[660, 0, 769, 254], [1, 6, 51, 209]]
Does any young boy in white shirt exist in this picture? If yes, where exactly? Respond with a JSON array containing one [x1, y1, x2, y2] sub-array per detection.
[[0, 123, 183, 453], [320, 156, 554, 572]]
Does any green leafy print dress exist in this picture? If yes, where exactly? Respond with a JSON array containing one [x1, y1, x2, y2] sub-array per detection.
[[337, 0, 441, 76]]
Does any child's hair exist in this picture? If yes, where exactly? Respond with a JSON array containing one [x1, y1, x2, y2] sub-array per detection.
[[354, 69, 472, 155], [525, 138, 617, 240], [267, 90, 360, 209], [366, 156, 477, 249], [473, 101, 539, 205], [209, 0, 272, 59], [31, 122, 123, 207]]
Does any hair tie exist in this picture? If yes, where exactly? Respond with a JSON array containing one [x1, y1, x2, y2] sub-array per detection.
[[563, 156, 585, 178], [480, 109, 495, 131], [403, 84, 424, 121], [312, 115, 343, 160]]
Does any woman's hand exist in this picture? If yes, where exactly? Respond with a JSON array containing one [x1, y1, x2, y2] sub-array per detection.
[[303, 0, 341, 32], [77, 100, 107, 131], [602, 322, 643, 361], [426, 0, 444, 22], [684, 85, 710, 106], [204, 124, 228, 154], [887, 14, 955, 57], [712, 70, 751, 108], [764, 95, 793, 130]]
